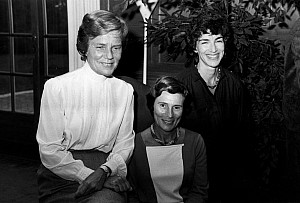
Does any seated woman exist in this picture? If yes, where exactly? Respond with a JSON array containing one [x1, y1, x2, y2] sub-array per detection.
[[36, 10, 133, 202], [127, 76, 208, 203]]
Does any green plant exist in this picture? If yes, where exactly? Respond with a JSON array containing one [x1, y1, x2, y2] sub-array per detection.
[[146, 0, 288, 185]]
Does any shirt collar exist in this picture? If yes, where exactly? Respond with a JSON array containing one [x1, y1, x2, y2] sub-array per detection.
[[83, 62, 111, 82], [192, 65, 225, 82]]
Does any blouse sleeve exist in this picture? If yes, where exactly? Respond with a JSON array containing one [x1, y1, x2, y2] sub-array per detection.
[[186, 135, 209, 203], [103, 84, 135, 177], [36, 79, 94, 183]]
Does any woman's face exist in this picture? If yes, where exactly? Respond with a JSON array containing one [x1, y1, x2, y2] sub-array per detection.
[[196, 30, 225, 69], [87, 30, 122, 76], [153, 91, 185, 132]]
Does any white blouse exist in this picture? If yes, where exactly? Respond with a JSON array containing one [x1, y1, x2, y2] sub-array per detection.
[[36, 62, 135, 183]]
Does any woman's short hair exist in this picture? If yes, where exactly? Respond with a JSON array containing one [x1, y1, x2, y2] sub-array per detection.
[[77, 10, 128, 61], [147, 76, 188, 114]]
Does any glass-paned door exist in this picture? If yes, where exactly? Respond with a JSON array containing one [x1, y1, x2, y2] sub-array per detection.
[[0, 0, 68, 159], [0, 0, 37, 114], [0, 0, 68, 115], [44, 0, 68, 79]]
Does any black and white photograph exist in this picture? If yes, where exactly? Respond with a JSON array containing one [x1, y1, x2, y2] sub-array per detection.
[[0, 0, 300, 202]]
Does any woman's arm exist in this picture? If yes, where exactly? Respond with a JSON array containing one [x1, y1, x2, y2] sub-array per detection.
[[103, 84, 135, 177], [36, 78, 94, 183], [185, 134, 209, 203]]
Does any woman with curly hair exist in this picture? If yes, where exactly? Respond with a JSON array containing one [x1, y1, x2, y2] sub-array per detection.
[[176, 11, 249, 202]]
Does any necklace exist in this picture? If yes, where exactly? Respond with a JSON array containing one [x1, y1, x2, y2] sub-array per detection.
[[207, 68, 221, 89], [150, 124, 180, 146]]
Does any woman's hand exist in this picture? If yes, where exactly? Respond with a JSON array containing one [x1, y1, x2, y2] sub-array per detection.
[[104, 176, 132, 192], [75, 167, 107, 198]]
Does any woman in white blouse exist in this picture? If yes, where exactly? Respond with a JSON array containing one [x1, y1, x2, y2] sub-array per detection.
[[36, 10, 134, 202]]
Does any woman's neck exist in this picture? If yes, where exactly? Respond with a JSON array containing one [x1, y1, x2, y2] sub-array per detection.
[[152, 123, 177, 143], [197, 64, 218, 83]]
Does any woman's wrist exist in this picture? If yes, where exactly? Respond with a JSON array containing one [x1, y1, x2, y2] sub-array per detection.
[[99, 165, 112, 177]]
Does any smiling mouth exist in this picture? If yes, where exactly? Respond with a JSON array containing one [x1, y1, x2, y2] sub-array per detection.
[[207, 54, 219, 60], [100, 62, 114, 66], [163, 120, 174, 125]]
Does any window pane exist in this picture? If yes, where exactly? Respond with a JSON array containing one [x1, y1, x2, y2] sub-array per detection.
[[15, 76, 33, 114], [0, 0, 9, 32], [14, 37, 34, 74], [47, 38, 68, 76], [0, 75, 11, 111], [0, 37, 10, 72], [46, 0, 68, 34], [12, 0, 32, 33]]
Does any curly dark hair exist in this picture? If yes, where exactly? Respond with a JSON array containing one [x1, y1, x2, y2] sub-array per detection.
[[76, 10, 128, 61], [192, 11, 230, 43]]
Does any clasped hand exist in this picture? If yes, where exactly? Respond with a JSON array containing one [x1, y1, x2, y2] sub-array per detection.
[[104, 175, 132, 192], [75, 167, 132, 198]]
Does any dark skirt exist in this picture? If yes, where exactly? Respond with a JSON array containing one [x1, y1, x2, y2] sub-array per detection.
[[37, 150, 126, 203]]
